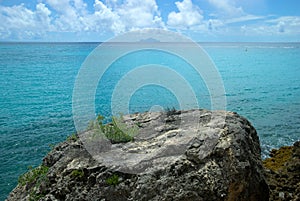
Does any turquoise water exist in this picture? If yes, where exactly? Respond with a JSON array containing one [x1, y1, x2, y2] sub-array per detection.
[[1, 42, 300, 200]]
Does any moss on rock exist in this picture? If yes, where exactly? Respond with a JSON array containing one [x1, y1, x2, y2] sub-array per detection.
[[263, 141, 300, 201], [263, 146, 293, 172]]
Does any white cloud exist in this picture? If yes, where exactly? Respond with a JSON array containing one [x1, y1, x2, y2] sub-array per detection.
[[0, 0, 164, 40], [0, 3, 52, 40], [73, 0, 88, 15], [0, 0, 299, 41], [90, 0, 123, 33], [271, 17, 300, 35], [116, 0, 164, 31], [239, 16, 300, 39], [225, 15, 265, 24], [208, 0, 244, 17], [205, 0, 289, 39], [207, 0, 260, 31], [167, 0, 203, 29], [87, 0, 164, 34], [207, 19, 224, 31], [267, 16, 300, 26], [45, 0, 85, 31], [44, 0, 70, 14]]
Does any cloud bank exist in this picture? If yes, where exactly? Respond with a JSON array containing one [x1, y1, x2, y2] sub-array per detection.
[[0, 0, 299, 41]]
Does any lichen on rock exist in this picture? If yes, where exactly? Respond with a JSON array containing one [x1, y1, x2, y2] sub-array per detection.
[[263, 141, 300, 201]]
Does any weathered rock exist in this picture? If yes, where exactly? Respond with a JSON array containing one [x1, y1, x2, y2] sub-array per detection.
[[263, 141, 300, 201], [6, 109, 269, 201]]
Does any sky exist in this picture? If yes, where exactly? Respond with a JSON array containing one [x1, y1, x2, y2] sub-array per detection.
[[0, 0, 299, 42]]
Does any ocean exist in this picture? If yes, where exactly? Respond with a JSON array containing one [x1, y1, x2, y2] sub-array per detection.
[[0, 42, 299, 200]]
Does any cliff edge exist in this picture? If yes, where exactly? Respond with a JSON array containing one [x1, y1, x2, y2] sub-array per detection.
[[6, 109, 269, 201]]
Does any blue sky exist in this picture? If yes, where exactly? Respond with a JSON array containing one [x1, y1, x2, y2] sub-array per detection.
[[0, 0, 299, 42]]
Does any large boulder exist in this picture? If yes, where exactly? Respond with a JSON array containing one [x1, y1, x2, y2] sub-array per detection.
[[6, 109, 269, 201]]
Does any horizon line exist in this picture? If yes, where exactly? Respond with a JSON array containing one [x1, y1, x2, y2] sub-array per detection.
[[1, 41, 300, 44]]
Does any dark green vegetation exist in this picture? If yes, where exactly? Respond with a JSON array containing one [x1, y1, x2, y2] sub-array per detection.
[[18, 165, 50, 201], [71, 169, 84, 178], [18, 165, 49, 186], [88, 114, 138, 144], [106, 174, 119, 186], [263, 142, 300, 200], [67, 133, 78, 142]]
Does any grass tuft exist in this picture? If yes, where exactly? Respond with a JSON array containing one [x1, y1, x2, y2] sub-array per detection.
[[67, 133, 78, 142], [71, 169, 84, 178], [88, 114, 138, 144], [18, 165, 50, 201], [106, 174, 119, 186], [18, 165, 49, 186]]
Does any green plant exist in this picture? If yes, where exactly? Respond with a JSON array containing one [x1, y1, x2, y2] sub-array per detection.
[[106, 174, 119, 186], [18, 165, 50, 201], [90, 114, 138, 144], [106, 116, 136, 143], [67, 133, 78, 142], [71, 169, 84, 178], [18, 165, 49, 186], [29, 191, 45, 201], [136, 122, 142, 127]]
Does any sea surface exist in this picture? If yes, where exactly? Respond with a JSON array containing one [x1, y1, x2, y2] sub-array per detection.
[[1, 42, 300, 200]]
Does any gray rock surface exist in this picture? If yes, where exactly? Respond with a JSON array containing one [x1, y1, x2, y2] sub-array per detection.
[[6, 109, 269, 201]]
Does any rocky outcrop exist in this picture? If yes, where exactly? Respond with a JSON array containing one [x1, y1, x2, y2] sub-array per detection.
[[6, 109, 269, 201], [263, 141, 300, 201]]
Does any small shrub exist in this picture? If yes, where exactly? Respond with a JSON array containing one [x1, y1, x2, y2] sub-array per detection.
[[67, 133, 78, 142], [106, 174, 119, 186], [29, 191, 45, 201], [18, 165, 49, 186], [18, 165, 49, 201], [90, 114, 138, 144], [136, 122, 142, 127], [71, 169, 84, 178]]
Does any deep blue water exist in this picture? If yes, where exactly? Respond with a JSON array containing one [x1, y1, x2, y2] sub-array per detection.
[[1, 42, 300, 200]]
